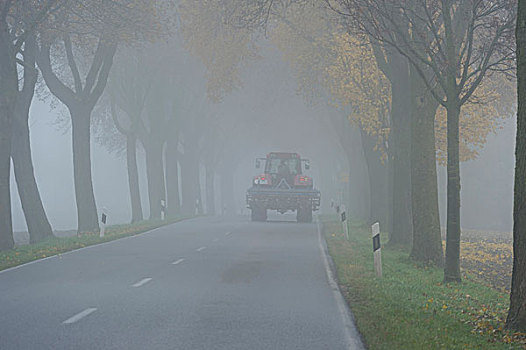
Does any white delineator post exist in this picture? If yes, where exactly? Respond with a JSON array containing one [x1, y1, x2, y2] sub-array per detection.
[[341, 206, 349, 240], [99, 211, 107, 238], [372, 222, 382, 278], [160, 199, 166, 221]]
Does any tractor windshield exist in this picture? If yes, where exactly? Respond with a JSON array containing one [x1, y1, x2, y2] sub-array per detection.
[[265, 158, 301, 175]]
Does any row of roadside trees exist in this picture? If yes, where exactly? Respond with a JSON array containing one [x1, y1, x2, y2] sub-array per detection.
[[177, 0, 524, 332], [0, 0, 275, 257], [0, 0, 524, 333], [0, 0, 243, 250], [1, 0, 168, 247]]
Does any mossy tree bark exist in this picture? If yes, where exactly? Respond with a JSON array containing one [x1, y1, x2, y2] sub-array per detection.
[[126, 135, 143, 222], [506, 1, 526, 331], [443, 99, 461, 282], [181, 137, 200, 216], [328, 111, 370, 222], [11, 34, 53, 243], [387, 53, 413, 246], [37, 37, 117, 233], [0, 18, 16, 250], [110, 102, 144, 223], [165, 135, 181, 218], [205, 163, 215, 216], [70, 107, 100, 233], [371, 42, 413, 246], [409, 67, 443, 266], [220, 160, 236, 216], [144, 139, 165, 220], [360, 128, 388, 228]]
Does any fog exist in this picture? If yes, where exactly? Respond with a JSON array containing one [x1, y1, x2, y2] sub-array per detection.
[[2, 0, 525, 347], [9, 40, 514, 233], [9, 42, 345, 231]]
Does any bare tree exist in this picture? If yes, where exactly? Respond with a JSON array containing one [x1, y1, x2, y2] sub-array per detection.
[[105, 50, 155, 223], [36, 1, 167, 233], [0, 0, 65, 250], [12, 33, 53, 243], [37, 31, 117, 233]]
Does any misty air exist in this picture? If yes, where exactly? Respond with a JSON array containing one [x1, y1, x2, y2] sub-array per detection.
[[0, 1, 524, 349]]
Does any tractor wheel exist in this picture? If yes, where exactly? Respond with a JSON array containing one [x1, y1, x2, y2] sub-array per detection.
[[251, 205, 267, 222], [261, 208, 268, 221], [297, 204, 313, 223]]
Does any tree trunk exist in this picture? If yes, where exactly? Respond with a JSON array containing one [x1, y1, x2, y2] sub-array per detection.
[[443, 100, 462, 282], [409, 69, 443, 266], [205, 163, 215, 216], [196, 176, 203, 215], [388, 55, 413, 246], [0, 20, 15, 250], [126, 135, 143, 222], [11, 34, 53, 243], [165, 137, 180, 218], [386, 147, 394, 241], [12, 104, 54, 243], [37, 37, 116, 234], [70, 106, 99, 233], [330, 112, 369, 221], [221, 162, 235, 216], [181, 144, 200, 216], [506, 3, 526, 331], [360, 128, 388, 227], [144, 140, 164, 220], [344, 123, 370, 221]]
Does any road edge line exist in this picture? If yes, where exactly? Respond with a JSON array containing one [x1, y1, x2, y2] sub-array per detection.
[[316, 216, 366, 350], [0, 217, 195, 275]]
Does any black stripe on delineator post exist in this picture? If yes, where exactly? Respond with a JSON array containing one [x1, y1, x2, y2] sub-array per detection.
[[101, 213, 107, 225], [373, 234, 380, 252], [341, 211, 346, 222]]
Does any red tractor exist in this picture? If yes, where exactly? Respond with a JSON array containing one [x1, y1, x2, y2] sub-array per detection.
[[246, 152, 321, 222]]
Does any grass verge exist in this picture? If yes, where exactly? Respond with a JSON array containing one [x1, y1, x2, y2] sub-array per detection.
[[0, 216, 191, 272], [321, 215, 525, 350]]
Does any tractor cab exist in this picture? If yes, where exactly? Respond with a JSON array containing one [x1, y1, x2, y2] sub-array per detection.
[[255, 152, 312, 189]]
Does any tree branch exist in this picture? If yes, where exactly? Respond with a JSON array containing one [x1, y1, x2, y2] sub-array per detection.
[[87, 41, 117, 109], [36, 42, 76, 108], [82, 35, 106, 97], [14, 0, 62, 54], [63, 33, 83, 94]]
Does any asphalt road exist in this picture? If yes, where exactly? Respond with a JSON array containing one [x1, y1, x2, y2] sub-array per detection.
[[0, 214, 364, 350]]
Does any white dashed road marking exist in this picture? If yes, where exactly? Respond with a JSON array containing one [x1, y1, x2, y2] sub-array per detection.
[[132, 278, 152, 288], [196, 246, 207, 252], [225, 231, 232, 236], [62, 308, 97, 325], [172, 258, 185, 265]]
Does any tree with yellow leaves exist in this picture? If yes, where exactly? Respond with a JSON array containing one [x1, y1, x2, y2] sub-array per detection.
[[178, 0, 258, 102], [177, 0, 514, 271], [271, 2, 514, 267], [270, 4, 390, 226], [333, 0, 516, 281]]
